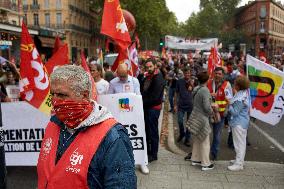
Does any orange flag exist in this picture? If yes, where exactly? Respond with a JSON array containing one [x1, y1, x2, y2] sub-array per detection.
[[100, 0, 131, 50], [80, 50, 97, 100], [45, 44, 69, 75], [19, 23, 52, 115]]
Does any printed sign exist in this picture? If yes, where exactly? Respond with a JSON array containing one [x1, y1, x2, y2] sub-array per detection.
[[98, 93, 148, 165], [2, 94, 148, 166], [247, 55, 284, 125]]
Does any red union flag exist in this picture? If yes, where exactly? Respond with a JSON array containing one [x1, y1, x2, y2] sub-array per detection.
[[100, 0, 131, 49], [111, 45, 128, 72], [52, 36, 62, 55], [208, 47, 222, 77], [45, 43, 69, 75], [20, 23, 52, 115]]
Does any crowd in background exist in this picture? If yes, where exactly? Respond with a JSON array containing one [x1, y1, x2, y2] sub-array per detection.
[[1, 51, 284, 173]]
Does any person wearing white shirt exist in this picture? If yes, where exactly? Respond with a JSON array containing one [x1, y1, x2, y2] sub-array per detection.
[[89, 64, 109, 95], [108, 64, 141, 95], [107, 64, 149, 174]]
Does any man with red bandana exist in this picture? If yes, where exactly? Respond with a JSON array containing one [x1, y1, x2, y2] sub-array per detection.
[[37, 65, 136, 189]]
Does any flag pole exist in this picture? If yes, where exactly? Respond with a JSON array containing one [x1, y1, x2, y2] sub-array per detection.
[[0, 101, 7, 189]]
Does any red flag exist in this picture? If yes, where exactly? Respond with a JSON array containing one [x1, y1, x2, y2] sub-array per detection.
[[111, 46, 128, 72], [112, 43, 138, 76], [19, 23, 51, 115], [208, 48, 214, 77], [100, 0, 131, 49], [80, 50, 97, 100], [45, 44, 69, 75], [208, 47, 222, 77], [52, 36, 62, 54], [105, 38, 110, 53], [259, 51, 269, 64]]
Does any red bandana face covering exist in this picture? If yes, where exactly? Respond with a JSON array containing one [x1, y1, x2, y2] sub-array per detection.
[[52, 98, 94, 129]]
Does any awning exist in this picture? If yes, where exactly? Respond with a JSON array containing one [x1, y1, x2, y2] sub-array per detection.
[[38, 36, 55, 48]]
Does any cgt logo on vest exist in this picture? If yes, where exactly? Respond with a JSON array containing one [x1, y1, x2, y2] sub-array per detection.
[[66, 148, 84, 174], [41, 138, 52, 160]]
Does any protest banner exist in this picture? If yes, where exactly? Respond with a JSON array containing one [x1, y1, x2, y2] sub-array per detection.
[[247, 55, 284, 125], [2, 102, 49, 166], [165, 35, 218, 50], [98, 93, 148, 165], [2, 93, 148, 166]]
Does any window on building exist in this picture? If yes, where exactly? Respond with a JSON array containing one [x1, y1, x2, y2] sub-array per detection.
[[23, 0, 27, 5], [45, 13, 50, 27], [34, 13, 39, 26], [56, 13, 62, 27], [56, 0, 61, 9], [44, 0, 49, 8], [33, 0, 38, 5], [260, 6, 266, 19]]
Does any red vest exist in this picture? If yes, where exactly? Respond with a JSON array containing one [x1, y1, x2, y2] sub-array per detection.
[[37, 118, 117, 189], [207, 80, 228, 117]]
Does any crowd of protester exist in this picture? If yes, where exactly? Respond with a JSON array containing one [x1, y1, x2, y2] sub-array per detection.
[[1, 51, 284, 176]]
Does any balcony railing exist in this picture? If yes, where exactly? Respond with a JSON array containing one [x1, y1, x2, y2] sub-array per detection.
[[43, 23, 64, 29], [68, 4, 93, 18], [22, 4, 28, 11], [66, 24, 90, 33], [0, 1, 18, 11], [30, 4, 40, 10]]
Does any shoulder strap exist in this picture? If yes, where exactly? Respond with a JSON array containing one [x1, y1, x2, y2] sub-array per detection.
[[193, 86, 202, 100]]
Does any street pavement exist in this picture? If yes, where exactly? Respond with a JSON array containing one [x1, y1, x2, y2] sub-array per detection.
[[136, 107, 284, 189], [5, 105, 284, 189], [172, 113, 284, 164]]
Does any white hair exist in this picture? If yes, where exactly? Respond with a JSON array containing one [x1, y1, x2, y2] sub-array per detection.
[[50, 65, 91, 98]]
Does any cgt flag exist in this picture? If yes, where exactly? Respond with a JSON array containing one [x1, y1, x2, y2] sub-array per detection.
[[208, 47, 222, 78], [100, 0, 131, 50], [52, 36, 62, 55], [247, 55, 284, 125], [19, 23, 52, 115], [45, 43, 69, 75]]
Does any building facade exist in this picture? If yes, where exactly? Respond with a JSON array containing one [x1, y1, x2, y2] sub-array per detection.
[[21, 0, 102, 62], [235, 0, 284, 59], [0, 0, 39, 64]]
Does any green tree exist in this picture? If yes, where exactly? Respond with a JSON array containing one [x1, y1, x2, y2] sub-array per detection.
[[200, 0, 241, 21], [183, 3, 222, 38]]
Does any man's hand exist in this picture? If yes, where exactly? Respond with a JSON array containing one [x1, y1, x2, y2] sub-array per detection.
[[174, 105, 178, 113], [211, 93, 217, 98], [4, 96, 12, 102]]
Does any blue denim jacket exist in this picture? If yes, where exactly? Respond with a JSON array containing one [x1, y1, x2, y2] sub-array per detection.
[[228, 100, 250, 129], [51, 116, 137, 189]]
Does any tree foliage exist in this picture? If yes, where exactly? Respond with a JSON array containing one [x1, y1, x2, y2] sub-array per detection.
[[181, 0, 245, 49]]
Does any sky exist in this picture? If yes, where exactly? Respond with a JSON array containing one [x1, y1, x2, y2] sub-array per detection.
[[166, 0, 284, 23]]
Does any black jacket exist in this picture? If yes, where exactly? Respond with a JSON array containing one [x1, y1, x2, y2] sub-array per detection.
[[141, 71, 166, 109]]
